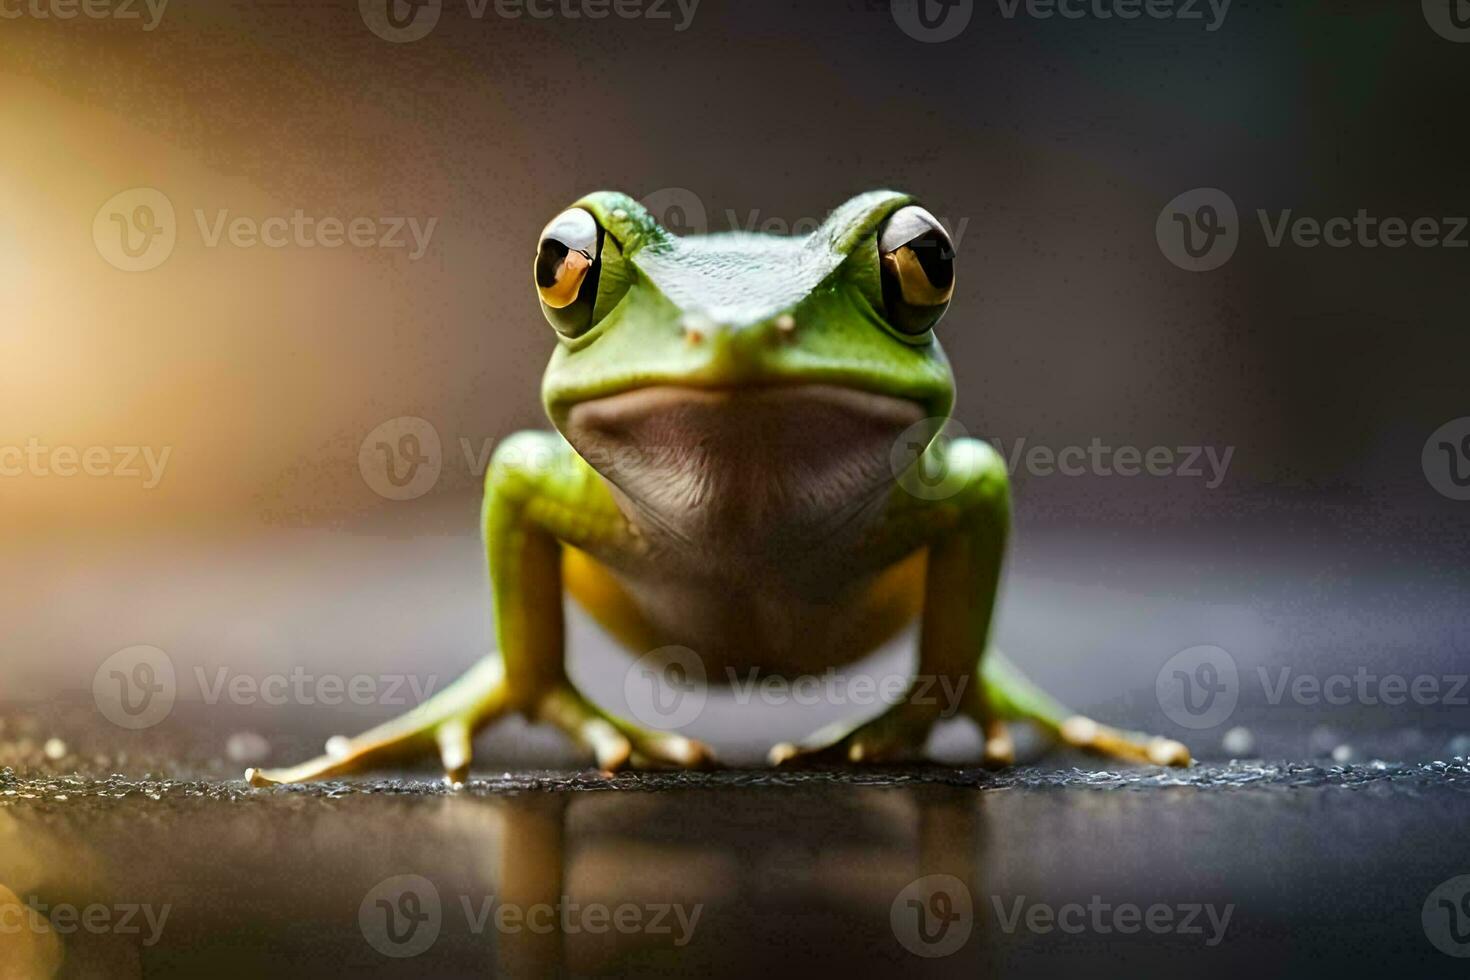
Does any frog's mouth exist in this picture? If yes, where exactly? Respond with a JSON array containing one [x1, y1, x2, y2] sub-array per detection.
[[568, 382, 925, 433], [562, 383, 926, 550]]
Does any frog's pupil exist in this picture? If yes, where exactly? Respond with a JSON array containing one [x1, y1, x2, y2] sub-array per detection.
[[907, 230, 954, 291], [536, 239, 572, 289]]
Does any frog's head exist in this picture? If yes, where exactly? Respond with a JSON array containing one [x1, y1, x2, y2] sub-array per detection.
[[533, 190, 959, 548]]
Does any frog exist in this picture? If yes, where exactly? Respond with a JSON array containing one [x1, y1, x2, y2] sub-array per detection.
[[247, 190, 1191, 786]]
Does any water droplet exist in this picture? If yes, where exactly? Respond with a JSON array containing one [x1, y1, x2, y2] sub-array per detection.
[[1447, 733, 1470, 759], [226, 732, 270, 765], [1221, 726, 1254, 757]]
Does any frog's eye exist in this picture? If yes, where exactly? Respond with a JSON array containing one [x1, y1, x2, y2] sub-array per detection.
[[535, 207, 602, 336], [877, 205, 955, 336]]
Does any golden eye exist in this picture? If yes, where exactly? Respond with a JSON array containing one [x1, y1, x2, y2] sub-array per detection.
[[537, 245, 590, 309], [878, 205, 955, 336], [534, 208, 601, 334]]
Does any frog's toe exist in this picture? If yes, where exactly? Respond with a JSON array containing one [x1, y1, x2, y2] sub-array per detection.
[[769, 710, 934, 767], [245, 716, 479, 788], [980, 718, 1015, 769], [1059, 716, 1192, 767], [535, 684, 717, 773], [767, 735, 911, 767], [627, 730, 718, 768], [584, 720, 635, 773], [626, 733, 718, 771], [768, 739, 848, 766]]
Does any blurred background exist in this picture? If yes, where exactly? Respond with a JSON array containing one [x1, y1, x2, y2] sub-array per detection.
[[1, 0, 1468, 762], [4, 3, 1470, 977]]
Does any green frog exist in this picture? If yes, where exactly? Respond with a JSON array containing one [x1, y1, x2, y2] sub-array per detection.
[[247, 190, 1190, 786]]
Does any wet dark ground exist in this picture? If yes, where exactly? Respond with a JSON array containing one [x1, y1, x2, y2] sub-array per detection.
[[5, 488, 1470, 977], [3, 720, 1470, 978]]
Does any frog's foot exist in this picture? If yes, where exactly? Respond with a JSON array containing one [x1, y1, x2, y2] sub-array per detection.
[[977, 649, 1191, 767], [980, 717, 1016, 768], [768, 702, 940, 766], [534, 683, 717, 773], [246, 656, 511, 787], [1053, 716, 1191, 767]]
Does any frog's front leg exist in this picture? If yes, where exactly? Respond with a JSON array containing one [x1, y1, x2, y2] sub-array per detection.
[[486, 432, 716, 772], [932, 435, 1187, 767], [248, 431, 711, 787], [770, 437, 1192, 769], [771, 438, 1010, 766]]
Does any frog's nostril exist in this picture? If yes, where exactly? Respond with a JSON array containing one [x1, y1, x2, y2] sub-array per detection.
[[682, 312, 716, 344], [681, 313, 794, 348]]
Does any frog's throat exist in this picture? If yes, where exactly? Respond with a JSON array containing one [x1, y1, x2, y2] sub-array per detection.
[[561, 382, 924, 557]]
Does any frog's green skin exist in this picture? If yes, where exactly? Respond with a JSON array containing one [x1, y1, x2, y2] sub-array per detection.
[[248, 191, 1190, 785]]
